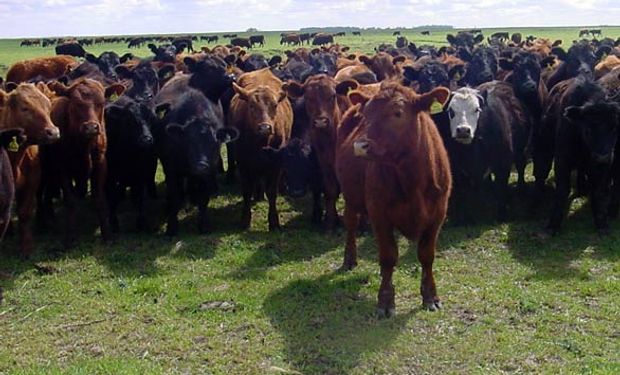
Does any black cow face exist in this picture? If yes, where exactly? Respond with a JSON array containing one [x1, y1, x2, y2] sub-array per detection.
[[85, 51, 121, 80], [500, 51, 542, 98], [106, 98, 156, 149], [148, 44, 177, 63], [565, 101, 620, 164], [460, 47, 498, 87], [185, 55, 235, 102], [115, 62, 159, 102], [403, 61, 449, 94], [276, 138, 316, 198], [554, 41, 597, 78], [302, 51, 337, 81]]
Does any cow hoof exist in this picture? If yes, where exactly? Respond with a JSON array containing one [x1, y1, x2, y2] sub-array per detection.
[[376, 306, 396, 319], [339, 260, 357, 272], [423, 300, 442, 311]]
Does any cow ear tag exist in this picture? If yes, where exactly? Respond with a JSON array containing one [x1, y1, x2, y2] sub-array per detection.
[[453, 71, 461, 81], [430, 99, 444, 114], [157, 108, 166, 120], [109, 93, 119, 102], [8, 136, 19, 152], [227, 65, 235, 74]]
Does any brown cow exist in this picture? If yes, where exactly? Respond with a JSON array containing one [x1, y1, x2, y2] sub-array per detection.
[[595, 55, 620, 80], [359, 52, 405, 81], [0, 83, 60, 257], [42, 78, 124, 247], [228, 68, 293, 230], [335, 81, 451, 316], [283, 74, 347, 232], [6, 56, 78, 86]]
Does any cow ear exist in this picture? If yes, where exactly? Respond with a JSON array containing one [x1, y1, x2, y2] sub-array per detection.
[[215, 127, 239, 143], [474, 34, 484, 45], [114, 65, 133, 80], [5, 82, 18, 93], [551, 47, 567, 61], [348, 90, 371, 106], [416, 87, 450, 112], [392, 55, 406, 65], [347, 54, 357, 60], [283, 81, 304, 99], [158, 65, 176, 81], [184, 57, 198, 72], [341, 46, 350, 52], [232, 82, 250, 101], [155, 103, 171, 120], [0, 128, 24, 149], [552, 39, 563, 47], [201, 46, 210, 53], [119, 53, 134, 64], [48, 81, 69, 97], [335, 80, 359, 96], [224, 54, 237, 66], [564, 106, 582, 122], [85, 53, 98, 64], [596, 46, 612, 60], [268, 55, 282, 67], [311, 48, 321, 55], [498, 58, 514, 71], [446, 34, 456, 46], [359, 55, 373, 66], [278, 90, 288, 103], [0, 90, 7, 106], [105, 84, 125, 100]]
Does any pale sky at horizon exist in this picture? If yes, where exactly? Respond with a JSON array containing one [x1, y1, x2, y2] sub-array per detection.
[[0, 0, 618, 38]]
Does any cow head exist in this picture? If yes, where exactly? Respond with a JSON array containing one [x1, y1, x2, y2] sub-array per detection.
[[115, 62, 160, 102], [148, 43, 177, 63], [459, 47, 498, 86], [85, 51, 121, 81], [499, 51, 548, 103], [403, 59, 451, 94], [233, 83, 287, 136], [284, 74, 339, 130], [446, 32, 484, 50], [0, 83, 60, 144], [273, 138, 316, 198], [565, 99, 620, 165], [446, 87, 485, 144], [359, 52, 404, 81], [307, 50, 337, 78], [350, 82, 449, 160], [156, 93, 238, 176], [186, 55, 234, 102], [49, 78, 124, 139], [105, 96, 156, 149], [552, 41, 597, 80]]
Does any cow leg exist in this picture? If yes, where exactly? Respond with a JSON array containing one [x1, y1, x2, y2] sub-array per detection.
[[106, 179, 121, 233], [240, 173, 255, 230], [322, 171, 340, 233], [340, 205, 358, 271], [165, 175, 183, 236], [194, 176, 212, 234], [495, 169, 510, 222], [608, 164, 620, 219], [92, 158, 111, 243], [532, 135, 554, 206], [266, 171, 281, 231], [16, 174, 39, 259], [546, 161, 571, 235], [418, 225, 441, 311], [514, 151, 527, 195], [589, 168, 611, 235], [374, 222, 397, 318], [225, 143, 237, 184], [62, 178, 78, 248], [133, 184, 147, 232]]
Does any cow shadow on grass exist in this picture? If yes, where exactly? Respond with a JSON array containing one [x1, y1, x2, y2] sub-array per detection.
[[263, 270, 415, 374], [505, 197, 620, 280]]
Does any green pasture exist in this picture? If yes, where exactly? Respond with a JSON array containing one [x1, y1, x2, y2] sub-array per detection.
[[0, 27, 619, 374]]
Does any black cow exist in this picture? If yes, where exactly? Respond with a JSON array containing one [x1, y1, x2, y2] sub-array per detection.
[[153, 88, 238, 235], [173, 38, 193, 53], [64, 51, 127, 84], [491, 32, 510, 41], [55, 42, 86, 58], [392, 31, 401, 36], [230, 37, 251, 49], [396, 36, 409, 48], [542, 75, 620, 234], [249, 35, 265, 47], [547, 40, 603, 89], [148, 43, 178, 63], [299, 33, 311, 45], [511, 33, 522, 44], [237, 54, 282, 72], [447, 32, 484, 50], [128, 37, 145, 48], [421, 30, 431, 36], [458, 46, 499, 87], [352, 31, 361, 36], [312, 34, 334, 46]]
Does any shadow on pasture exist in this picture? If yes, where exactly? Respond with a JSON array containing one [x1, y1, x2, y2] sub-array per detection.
[[505, 197, 620, 280], [263, 270, 414, 374]]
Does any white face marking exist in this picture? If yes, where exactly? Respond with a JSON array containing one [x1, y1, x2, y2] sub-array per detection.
[[447, 88, 483, 144]]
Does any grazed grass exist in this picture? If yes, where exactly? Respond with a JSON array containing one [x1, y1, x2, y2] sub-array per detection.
[[1, 27, 620, 374]]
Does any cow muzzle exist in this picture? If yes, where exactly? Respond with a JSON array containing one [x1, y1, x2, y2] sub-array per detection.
[[43, 127, 61, 143], [454, 126, 473, 144], [592, 152, 614, 165], [257, 123, 273, 135], [313, 117, 329, 129], [192, 160, 210, 175], [139, 134, 154, 147], [83, 122, 101, 137]]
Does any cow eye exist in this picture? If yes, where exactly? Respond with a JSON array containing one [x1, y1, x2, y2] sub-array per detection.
[[448, 108, 455, 118], [475, 107, 482, 113]]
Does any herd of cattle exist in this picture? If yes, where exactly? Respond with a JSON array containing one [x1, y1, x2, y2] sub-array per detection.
[[2, 30, 620, 316]]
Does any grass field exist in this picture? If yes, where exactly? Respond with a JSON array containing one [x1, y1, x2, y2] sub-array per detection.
[[1, 27, 620, 374]]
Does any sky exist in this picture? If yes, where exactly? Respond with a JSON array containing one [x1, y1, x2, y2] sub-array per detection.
[[1, 0, 619, 38]]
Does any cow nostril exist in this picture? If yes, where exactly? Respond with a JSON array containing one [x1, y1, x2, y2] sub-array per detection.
[[140, 135, 153, 145], [258, 123, 272, 134]]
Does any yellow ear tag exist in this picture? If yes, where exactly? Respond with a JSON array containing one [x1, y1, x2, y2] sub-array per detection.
[[109, 93, 119, 102], [8, 136, 19, 152], [430, 99, 444, 115], [226, 66, 235, 74], [157, 109, 166, 120], [453, 72, 461, 81]]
